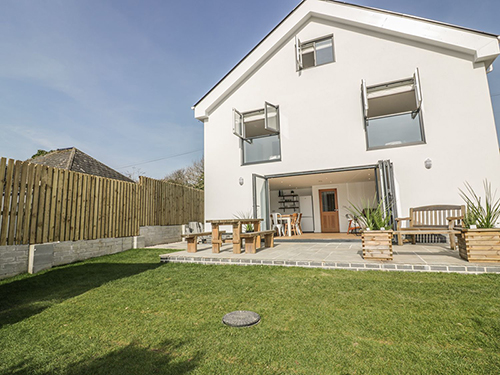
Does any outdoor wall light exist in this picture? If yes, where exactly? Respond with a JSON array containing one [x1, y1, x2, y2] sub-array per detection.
[[424, 158, 432, 169], [239, 177, 244, 186]]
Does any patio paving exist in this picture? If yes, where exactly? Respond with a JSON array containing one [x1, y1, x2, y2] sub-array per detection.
[[152, 240, 500, 274]]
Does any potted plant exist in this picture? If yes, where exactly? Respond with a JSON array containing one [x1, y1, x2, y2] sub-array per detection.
[[234, 210, 254, 232], [348, 197, 393, 260], [457, 180, 500, 262]]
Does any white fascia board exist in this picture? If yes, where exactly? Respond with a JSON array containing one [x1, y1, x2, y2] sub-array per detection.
[[194, 2, 314, 120], [312, 1, 500, 61], [194, 0, 500, 120]]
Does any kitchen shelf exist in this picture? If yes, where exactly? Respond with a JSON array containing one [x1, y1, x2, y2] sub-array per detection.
[[278, 192, 299, 212]]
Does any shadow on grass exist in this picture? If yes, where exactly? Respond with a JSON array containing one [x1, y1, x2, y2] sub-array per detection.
[[0, 261, 163, 328], [5, 340, 201, 375]]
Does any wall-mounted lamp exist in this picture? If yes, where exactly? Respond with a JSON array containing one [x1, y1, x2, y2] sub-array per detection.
[[424, 158, 432, 169], [239, 177, 244, 186]]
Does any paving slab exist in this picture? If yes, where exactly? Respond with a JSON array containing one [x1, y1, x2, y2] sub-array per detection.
[[150, 240, 500, 274]]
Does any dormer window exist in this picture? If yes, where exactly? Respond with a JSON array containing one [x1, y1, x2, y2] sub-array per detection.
[[233, 102, 281, 165], [361, 69, 425, 150], [295, 35, 335, 70]]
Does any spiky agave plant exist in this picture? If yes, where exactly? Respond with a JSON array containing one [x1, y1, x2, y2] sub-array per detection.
[[234, 210, 254, 232], [347, 196, 392, 231], [459, 180, 500, 229]]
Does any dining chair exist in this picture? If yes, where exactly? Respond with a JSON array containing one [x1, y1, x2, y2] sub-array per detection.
[[295, 213, 303, 235], [346, 213, 361, 234], [270, 213, 285, 236], [290, 213, 299, 236]]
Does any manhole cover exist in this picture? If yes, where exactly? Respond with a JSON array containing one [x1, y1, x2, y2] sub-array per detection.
[[222, 311, 260, 327]]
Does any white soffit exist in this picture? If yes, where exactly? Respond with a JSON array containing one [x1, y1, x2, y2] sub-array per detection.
[[194, 0, 500, 120], [268, 169, 376, 190]]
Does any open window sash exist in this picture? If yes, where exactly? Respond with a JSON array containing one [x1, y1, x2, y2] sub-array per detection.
[[295, 36, 302, 70], [413, 68, 422, 112], [233, 108, 251, 144], [361, 79, 369, 119], [264, 102, 280, 133]]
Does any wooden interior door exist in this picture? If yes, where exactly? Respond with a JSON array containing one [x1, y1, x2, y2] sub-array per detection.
[[319, 189, 339, 233]]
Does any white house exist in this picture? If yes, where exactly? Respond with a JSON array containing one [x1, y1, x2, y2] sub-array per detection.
[[193, 0, 500, 233]]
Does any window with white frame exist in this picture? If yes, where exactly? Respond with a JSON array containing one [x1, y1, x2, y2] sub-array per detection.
[[233, 102, 281, 165], [295, 35, 335, 70], [361, 69, 425, 150]]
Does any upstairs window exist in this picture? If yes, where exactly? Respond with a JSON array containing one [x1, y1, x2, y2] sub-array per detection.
[[295, 35, 334, 70], [361, 69, 425, 150], [233, 102, 281, 165]]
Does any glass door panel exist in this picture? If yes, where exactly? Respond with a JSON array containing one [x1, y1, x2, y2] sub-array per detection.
[[321, 191, 337, 212], [253, 174, 269, 230]]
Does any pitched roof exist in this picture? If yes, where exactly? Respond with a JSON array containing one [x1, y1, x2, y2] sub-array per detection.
[[28, 147, 134, 183], [193, 0, 500, 118]]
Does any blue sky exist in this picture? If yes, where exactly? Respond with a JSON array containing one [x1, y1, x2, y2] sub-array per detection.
[[1, 0, 499, 179]]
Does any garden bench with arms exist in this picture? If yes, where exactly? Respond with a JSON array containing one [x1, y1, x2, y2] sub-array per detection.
[[394, 205, 464, 249]]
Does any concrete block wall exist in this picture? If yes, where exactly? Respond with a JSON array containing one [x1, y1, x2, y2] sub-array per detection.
[[0, 245, 30, 280], [0, 236, 146, 280], [139, 225, 181, 247], [52, 236, 146, 267]]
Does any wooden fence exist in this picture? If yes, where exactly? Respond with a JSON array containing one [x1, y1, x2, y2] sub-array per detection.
[[139, 177, 204, 226], [0, 157, 204, 246]]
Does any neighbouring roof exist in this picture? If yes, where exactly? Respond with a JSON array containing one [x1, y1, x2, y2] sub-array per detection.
[[28, 147, 134, 183], [193, 0, 500, 118]]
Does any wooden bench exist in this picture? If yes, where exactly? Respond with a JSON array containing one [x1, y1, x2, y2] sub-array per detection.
[[240, 230, 275, 254], [395, 205, 464, 249], [182, 231, 225, 253]]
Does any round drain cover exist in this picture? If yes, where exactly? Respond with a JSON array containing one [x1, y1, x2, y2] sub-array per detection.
[[222, 311, 260, 327]]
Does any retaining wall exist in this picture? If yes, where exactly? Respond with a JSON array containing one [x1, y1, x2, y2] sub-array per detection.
[[139, 225, 181, 247], [0, 236, 145, 280], [0, 245, 30, 280]]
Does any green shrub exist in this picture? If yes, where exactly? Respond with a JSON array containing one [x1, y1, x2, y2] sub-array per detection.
[[459, 180, 500, 229], [347, 196, 391, 230]]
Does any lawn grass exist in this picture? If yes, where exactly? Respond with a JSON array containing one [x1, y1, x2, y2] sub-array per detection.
[[1, 248, 499, 374]]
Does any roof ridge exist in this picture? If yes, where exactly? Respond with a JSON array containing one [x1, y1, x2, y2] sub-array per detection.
[[324, 0, 499, 38], [66, 147, 76, 170]]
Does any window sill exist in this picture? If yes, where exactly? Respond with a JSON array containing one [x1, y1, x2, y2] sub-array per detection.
[[242, 158, 282, 167], [296, 60, 335, 72], [366, 141, 426, 151]]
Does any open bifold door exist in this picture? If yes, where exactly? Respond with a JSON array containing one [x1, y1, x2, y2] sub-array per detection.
[[377, 160, 398, 230], [253, 174, 270, 230]]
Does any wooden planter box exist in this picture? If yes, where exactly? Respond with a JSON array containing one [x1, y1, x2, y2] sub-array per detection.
[[362, 230, 393, 260], [457, 228, 500, 263]]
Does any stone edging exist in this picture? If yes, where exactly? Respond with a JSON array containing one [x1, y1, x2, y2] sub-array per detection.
[[160, 255, 500, 274]]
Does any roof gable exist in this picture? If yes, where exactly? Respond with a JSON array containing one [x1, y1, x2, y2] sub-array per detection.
[[194, 0, 499, 120], [29, 147, 134, 183]]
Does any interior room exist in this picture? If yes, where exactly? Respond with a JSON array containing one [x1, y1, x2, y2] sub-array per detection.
[[268, 168, 378, 237]]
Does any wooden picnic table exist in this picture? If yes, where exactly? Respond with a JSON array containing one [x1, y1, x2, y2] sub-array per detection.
[[206, 218, 263, 254]]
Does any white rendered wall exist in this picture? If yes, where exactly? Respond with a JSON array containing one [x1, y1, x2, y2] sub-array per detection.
[[203, 17, 500, 230]]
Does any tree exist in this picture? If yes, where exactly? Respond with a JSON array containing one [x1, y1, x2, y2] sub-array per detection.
[[123, 167, 146, 182], [185, 157, 204, 190], [163, 158, 204, 190], [164, 168, 188, 185], [31, 149, 52, 159]]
